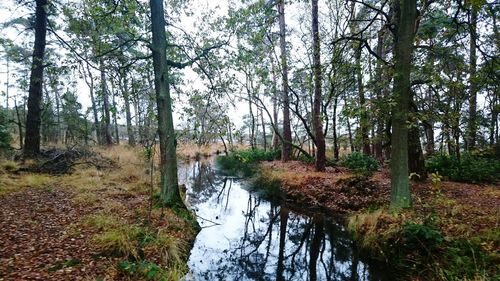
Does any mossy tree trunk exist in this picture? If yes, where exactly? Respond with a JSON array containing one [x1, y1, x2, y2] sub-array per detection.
[[390, 0, 417, 209], [149, 0, 184, 207]]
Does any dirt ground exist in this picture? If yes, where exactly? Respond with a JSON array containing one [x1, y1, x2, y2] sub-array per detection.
[[0, 146, 195, 281]]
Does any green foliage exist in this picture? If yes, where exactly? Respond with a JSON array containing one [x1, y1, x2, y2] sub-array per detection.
[[0, 109, 12, 152], [401, 222, 444, 253], [216, 149, 280, 177], [440, 239, 495, 280], [426, 152, 500, 183], [340, 152, 379, 176]]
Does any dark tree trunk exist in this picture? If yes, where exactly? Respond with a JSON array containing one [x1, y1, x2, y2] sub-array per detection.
[[99, 59, 112, 146], [332, 96, 339, 160], [312, 0, 325, 171], [278, 0, 292, 161], [149, 0, 184, 207], [24, 0, 48, 156], [374, 27, 387, 161], [14, 99, 23, 149], [467, 6, 478, 150], [121, 73, 136, 146], [270, 54, 280, 150], [260, 109, 267, 150], [390, 0, 416, 209]]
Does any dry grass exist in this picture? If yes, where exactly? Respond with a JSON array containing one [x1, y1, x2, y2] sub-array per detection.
[[347, 208, 401, 251], [176, 142, 226, 160], [260, 161, 352, 187], [0, 169, 54, 195]]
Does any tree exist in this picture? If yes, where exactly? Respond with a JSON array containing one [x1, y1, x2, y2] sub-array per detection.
[[466, 4, 478, 150], [390, 0, 417, 209], [277, 0, 292, 161], [311, 0, 325, 171], [149, 0, 183, 207], [24, 0, 48, 156]]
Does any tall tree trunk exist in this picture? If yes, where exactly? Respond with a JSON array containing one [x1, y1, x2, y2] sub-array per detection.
[[270, 53, 280, 150], [121, 73, 136, 146], [467, 6, 478, 150], [99, 59, 113, 146], [278, 0, 292, 161], [390, 0, 416, 209], [312, 0, 325, 171], [149, 0, 183, 207], [111, 82, 119, 144], [247, 77, 256, 150], [260, 109, 267, 150], [332, 96, 339, 160], [374, 27, 387, 160], [82, 63, 100, 144], [14, 99, 23, 149], [355, 46, 370, 155], [347, 117, 355, 153], [24, 0, 48, 156]]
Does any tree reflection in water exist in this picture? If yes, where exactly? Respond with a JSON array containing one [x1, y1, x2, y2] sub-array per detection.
[[182, 159, 390, 281]]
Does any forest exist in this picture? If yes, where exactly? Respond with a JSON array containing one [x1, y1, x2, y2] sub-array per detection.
[[0, 0, 498, 280]]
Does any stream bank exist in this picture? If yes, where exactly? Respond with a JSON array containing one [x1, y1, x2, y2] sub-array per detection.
[[226, 159, 499, 280]]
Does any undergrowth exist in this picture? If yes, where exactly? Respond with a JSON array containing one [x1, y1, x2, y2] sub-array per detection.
[[426, 151, 500, 183], [340, 152, 379, 176], [216, 149, 280, 177], [348, 208, 499, 280]]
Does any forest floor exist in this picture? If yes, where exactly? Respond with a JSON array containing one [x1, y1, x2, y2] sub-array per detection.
[[0, 146, 198, 281], [258, 160, 500, 279]]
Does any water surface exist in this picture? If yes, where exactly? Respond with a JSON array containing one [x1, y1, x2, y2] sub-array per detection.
[[179, 159, 391, 281]]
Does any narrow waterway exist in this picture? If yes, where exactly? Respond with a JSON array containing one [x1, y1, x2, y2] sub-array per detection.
[[179, 158, 392, 281]]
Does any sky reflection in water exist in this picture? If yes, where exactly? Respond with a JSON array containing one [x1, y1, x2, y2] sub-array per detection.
[[179, 159, 390, 281]]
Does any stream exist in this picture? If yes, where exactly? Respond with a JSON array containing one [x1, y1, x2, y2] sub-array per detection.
[[179, 158, 393, 281]]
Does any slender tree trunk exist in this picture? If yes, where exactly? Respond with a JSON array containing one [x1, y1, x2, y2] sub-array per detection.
[[121, 73, 136, 146], [99, 60, 112, 146], [332, 96, 339, 160], [247, 78, 256, 150], [82, 63, 100, 144], [149, 0, 183, 207], [278, 0, 292, 161], [260, 109, 267, 150], [374, 27, 387, 160], [390, 0, 416, 209], [312, 0, 325, 171], [347, 117, 355, 153], [355, 47, 370, 155], [111, 82, 120, 144], [467, 6, 478, 150], [24, 0, 48, 156], [270, 54, 280, 150], [14, 99, 23, 149]]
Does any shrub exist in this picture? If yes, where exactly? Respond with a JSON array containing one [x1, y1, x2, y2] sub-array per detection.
[[341, 152, 379, 175], [216, 149, 280, 177], [401, 222, 444, 254], [0, 110, 11, 152], [426, 153, 500, 183]]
